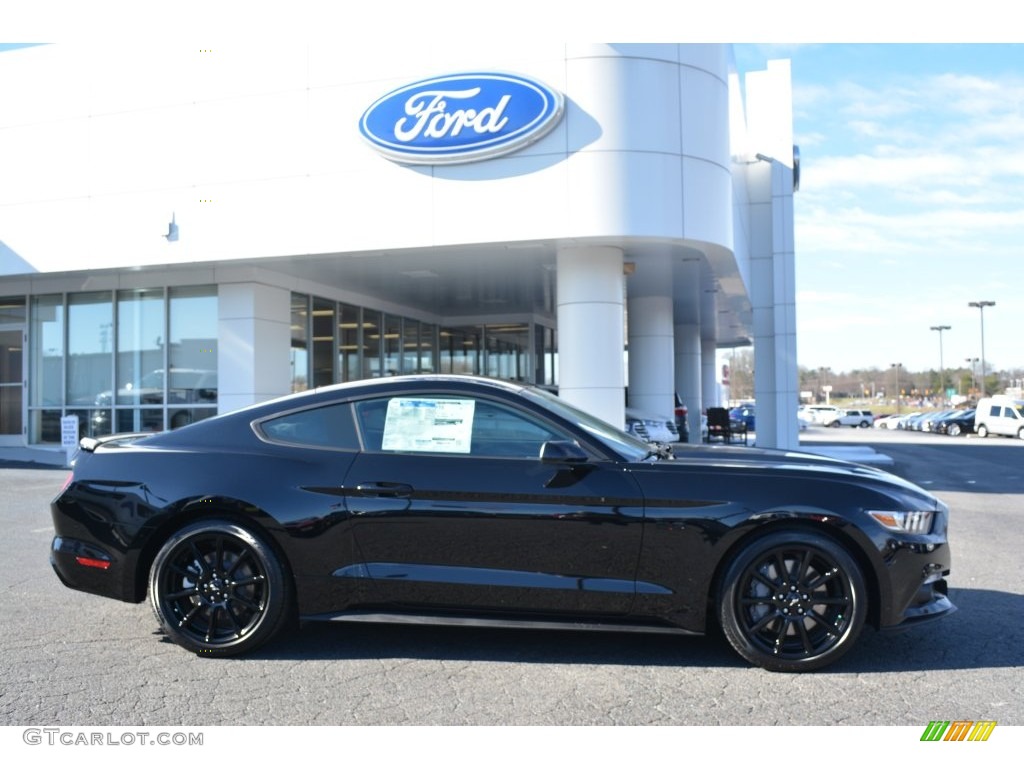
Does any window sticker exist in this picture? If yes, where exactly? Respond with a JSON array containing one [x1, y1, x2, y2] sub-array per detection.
[[381, 398, 476, 453]]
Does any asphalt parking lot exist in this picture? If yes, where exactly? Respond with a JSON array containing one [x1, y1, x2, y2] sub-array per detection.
[[1, 427, 1021, 728]]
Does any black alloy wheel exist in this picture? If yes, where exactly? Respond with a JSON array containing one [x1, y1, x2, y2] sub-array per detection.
[[718, 531, 866, 672], [149, 520, 292, 656]]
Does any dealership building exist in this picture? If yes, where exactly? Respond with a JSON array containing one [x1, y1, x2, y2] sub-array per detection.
[[0, 43, 799, 461]]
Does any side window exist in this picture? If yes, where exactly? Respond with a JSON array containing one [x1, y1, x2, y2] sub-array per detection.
[[990, 405, 1001, 418], [354, 395, 569, 458], [258, 402, 360, 450]]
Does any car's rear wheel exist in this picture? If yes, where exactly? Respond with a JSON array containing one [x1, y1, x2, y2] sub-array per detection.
[[858, 420, 870, 428], [977, 424, 989, 438], [718, 531, 866, 672], [149, 520, 292, 656]]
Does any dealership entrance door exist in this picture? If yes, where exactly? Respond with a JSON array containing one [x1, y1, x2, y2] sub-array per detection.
[[0, 326, 24, 445]]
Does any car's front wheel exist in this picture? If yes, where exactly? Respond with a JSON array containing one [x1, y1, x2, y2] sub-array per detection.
[[149, 520, 292, 656], [948, 424, 961, 437], [718, 531, 867, 672]]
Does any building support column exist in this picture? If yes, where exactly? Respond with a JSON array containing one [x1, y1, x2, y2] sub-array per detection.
[[701, 338, 719, 409], [627, 294, 675, 420], [748, 158, 799, 450], [556, 245, 625, 428], [674, 323, 702, 441], [217, 282, 291, 413]]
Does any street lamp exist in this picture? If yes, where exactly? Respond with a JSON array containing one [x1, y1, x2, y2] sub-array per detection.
[[891, 362, 902, 414], [965, 357, 979, 394], [930, 324, 950, 404], [968, 301, 995, 396]]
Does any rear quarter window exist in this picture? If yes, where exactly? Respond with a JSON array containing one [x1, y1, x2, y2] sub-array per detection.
[[257, 402, 360, 450]]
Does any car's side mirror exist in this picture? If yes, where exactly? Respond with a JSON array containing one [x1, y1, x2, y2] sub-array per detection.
[[539, 440, 588, 464]]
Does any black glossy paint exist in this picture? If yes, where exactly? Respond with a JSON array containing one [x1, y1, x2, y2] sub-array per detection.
[[50, 375, 955, 658]]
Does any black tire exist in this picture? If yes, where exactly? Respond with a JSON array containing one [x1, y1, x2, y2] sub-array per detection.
[[149, 520, 292, 656], [948, 424, 961, 437], [977, 424, 989, 438], [858, 421, 870, 428], [718, 531, 867, 672]]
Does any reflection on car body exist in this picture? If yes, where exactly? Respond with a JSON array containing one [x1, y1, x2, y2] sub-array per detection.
[[50, 375, 955, 672]]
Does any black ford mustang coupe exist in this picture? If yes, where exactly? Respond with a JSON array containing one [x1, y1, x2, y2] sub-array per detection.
[[50, 375, 955, 671]]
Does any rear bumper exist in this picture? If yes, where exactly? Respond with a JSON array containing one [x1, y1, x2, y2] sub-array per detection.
[[50, 536, 137, 602]]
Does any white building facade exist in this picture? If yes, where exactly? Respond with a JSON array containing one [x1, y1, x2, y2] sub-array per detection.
[[0, 43, 799, 456]]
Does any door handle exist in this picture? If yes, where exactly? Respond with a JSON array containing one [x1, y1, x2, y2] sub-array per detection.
[[354, 482, 414, 498]]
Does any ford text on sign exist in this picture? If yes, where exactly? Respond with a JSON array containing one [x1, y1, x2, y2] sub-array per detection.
[[359, 72, 564, 165]]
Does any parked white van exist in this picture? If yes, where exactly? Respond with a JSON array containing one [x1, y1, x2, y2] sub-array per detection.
[[974, 396, 1024, 438]]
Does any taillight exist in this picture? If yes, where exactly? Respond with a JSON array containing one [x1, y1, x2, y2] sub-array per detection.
[[75, 556, 112, 570]]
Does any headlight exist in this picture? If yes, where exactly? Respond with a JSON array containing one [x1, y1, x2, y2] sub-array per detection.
[[867, 510, 934, 534]]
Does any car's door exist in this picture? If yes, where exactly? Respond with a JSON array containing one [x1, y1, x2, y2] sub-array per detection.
[[343, 392, 645, 616]]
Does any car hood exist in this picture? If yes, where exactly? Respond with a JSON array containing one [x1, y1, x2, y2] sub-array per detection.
[[661, 441, 927, 496]]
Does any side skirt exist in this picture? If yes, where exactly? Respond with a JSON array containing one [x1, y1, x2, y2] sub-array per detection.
[[300, 609, 702, 636]]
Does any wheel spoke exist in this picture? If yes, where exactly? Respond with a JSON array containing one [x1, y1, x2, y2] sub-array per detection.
[[214, 536, 226, 572], [794, 619, 815, 655], [749, 611, 781, 635], [804, 610, 842, 637], [205, 605, 220, 643], [811, 596, 849, 607], [794, 549, 814, 585], [227, 549, 253, 579], [231, 573, 265, 588], [169, 562, 199, 580], [806, 567, 839, 591], [188, 541, 209, 576], [165, 586, 200, 600], [177, 603, 203, 630], [750, 570, 779, 592], [229, 593, 262, 613], [773, 552, 791, 583]]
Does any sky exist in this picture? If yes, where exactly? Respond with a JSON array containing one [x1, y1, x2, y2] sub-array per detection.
[[734, 43, 1023, 376], [4, 4, 1021, 379]]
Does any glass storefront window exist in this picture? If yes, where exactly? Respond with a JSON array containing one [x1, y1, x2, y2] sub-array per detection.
[[30, 295, 64, 411], [440, 326, 481, 375], [312, 297, 335, 387], [362, 309, 381, 378], [0, 296, 26, 324], [417, 323, 437, 374], [116, 288, 165, 406], [338, 303, 360, 382], [67, 292, 113, 410], [485, 323, 529, 381], [168, 286, 218, 428], [382, 314, 402, 376]]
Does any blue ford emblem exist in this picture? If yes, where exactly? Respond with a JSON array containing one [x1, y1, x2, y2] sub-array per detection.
[[359, 72, 564, 164]]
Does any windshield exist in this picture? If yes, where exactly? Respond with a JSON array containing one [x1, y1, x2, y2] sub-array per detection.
[[522, 386, 653, 462]]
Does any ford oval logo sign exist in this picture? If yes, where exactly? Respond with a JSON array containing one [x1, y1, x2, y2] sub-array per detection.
[[360, 72, 564, 165]]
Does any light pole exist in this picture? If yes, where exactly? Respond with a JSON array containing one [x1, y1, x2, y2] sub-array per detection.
[[891, 362, 902, 414], [968, 301, 995, 396], [930, 325, 950, 404], [965, 357, 979, 395]]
